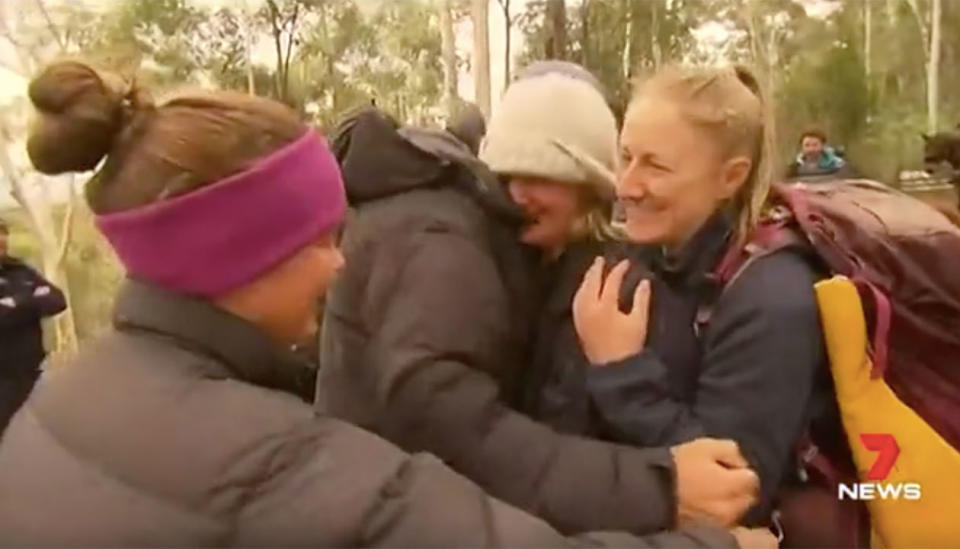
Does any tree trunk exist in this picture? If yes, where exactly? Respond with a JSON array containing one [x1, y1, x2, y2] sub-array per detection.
[[622, 0, 632, 79], [472, 0, 491, 118], [580, 0, 590, 67], [745, 6, 763, 71], [45, 177, 79, 355], [906, 0, 939, 133], [501, 0, 511, 88], [266, 0, 285, 101], [545, 0, 566, 59], [281, 3, 300, 106], [243, 0, 255, 94], [34, 0, 64, 51], [651, 0, 661, 69], [441, 0, 459, 118], [864, 0, 872, 81], [326, 56, 336, 113], [745, 1, 776, 101], [929, 0, 941, 132]]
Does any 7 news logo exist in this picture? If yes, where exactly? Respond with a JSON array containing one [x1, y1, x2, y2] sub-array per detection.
[[838, 433, 922, 501]]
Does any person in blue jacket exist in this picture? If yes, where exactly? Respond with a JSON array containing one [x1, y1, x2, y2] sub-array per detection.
[[786, 129, 845, 178]]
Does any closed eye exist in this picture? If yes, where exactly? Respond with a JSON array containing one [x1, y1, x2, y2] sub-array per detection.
[[642, 154, 671, 172]]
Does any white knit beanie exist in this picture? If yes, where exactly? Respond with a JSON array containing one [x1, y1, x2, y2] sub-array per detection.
[[479, 71, 618, 197]]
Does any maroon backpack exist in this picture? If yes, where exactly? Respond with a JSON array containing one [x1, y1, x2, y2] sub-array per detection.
[[713, 179, 960, 547]]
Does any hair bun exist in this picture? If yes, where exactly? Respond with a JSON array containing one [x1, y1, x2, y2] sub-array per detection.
[[27, 61, 128, 175]]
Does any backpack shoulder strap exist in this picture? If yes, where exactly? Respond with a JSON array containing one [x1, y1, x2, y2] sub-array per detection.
[[694, 209, 806, 336], [713, 208, 805, 289]]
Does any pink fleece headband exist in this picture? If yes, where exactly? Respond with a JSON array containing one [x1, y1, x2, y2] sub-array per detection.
[[96, 130, 346, 297]]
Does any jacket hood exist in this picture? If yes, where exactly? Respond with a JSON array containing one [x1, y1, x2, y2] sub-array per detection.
[[331, 108, 446, 203], [331, 107, 526, 225]]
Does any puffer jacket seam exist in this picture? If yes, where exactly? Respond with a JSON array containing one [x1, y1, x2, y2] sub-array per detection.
[[22, 405, 229, 536]]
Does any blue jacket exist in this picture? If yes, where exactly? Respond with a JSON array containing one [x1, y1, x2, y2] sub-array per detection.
[[522, 215, 832, 524], [793, 147, 845, 175]]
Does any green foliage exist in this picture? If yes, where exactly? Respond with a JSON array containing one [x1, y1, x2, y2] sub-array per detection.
[[515, 0, 957, 183], [363, 0, 444, 124], [8, 0, 960, 346]]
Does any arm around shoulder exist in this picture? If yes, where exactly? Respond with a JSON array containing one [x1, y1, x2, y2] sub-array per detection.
[[360, 225, 681, 535], [235, 415, 737, 548]]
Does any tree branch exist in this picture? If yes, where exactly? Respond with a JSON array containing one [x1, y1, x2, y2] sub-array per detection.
[[55, 179, 76, 268], [282, 1, 300, 101], [266, 0, 285, 98], [33, 0, 65, 52], [905, 0, 930, 60], [0, 14, 33, 75]]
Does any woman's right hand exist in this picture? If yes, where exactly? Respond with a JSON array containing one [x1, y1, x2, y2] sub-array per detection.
[[730, 527, 779, 549], [671, 438, 759, 527], [573, 258, 652, 365]]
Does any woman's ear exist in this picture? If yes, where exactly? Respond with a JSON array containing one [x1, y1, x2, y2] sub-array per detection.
[[719, 156, 753, 200]]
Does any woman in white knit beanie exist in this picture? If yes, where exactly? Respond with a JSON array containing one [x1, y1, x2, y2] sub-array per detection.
[[480, 61, 621, 259], [481, 60, 649, 432]]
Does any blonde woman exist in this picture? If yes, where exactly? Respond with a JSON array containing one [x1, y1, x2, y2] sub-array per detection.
[[573, 66, 832, 536]]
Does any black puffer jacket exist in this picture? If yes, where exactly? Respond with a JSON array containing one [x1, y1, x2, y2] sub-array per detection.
[[0, 280, 730, 547], [315, 109, 735, 544]]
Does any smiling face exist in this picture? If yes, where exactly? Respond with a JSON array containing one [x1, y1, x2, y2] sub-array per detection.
[[801, 134, 825, 163], [617, 96, 753, 249], [507, 177, 586, 257]]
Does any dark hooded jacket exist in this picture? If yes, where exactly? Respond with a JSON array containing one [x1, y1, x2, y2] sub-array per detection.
[[0, 279, 730, 548], [0, 257, 65, 431], [315, 108, 735, 544]]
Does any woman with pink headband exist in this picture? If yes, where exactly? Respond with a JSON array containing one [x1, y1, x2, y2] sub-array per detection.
[[0, 61, 728, 547]]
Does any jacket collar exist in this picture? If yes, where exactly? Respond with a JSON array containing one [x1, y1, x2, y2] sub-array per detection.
[[652, 212, 733, 287], [796, 148, 842, 170], [544, 240, 603, 314], [113, 279, 309, 394], [544, 240, 656, 315]]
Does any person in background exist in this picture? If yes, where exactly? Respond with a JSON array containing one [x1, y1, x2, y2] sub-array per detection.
[[0, 218, 65, 433], [570, 66, 828, 535], [318, 60, 772, 548], [0, 60, 756, 548], [786, 129, 845, 178]]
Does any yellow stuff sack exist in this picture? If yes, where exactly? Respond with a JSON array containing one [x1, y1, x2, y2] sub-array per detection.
[[815, 276, 960, 548]]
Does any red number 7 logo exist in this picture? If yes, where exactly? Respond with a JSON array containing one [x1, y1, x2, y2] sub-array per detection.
[[859, 433, 900, 481]]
